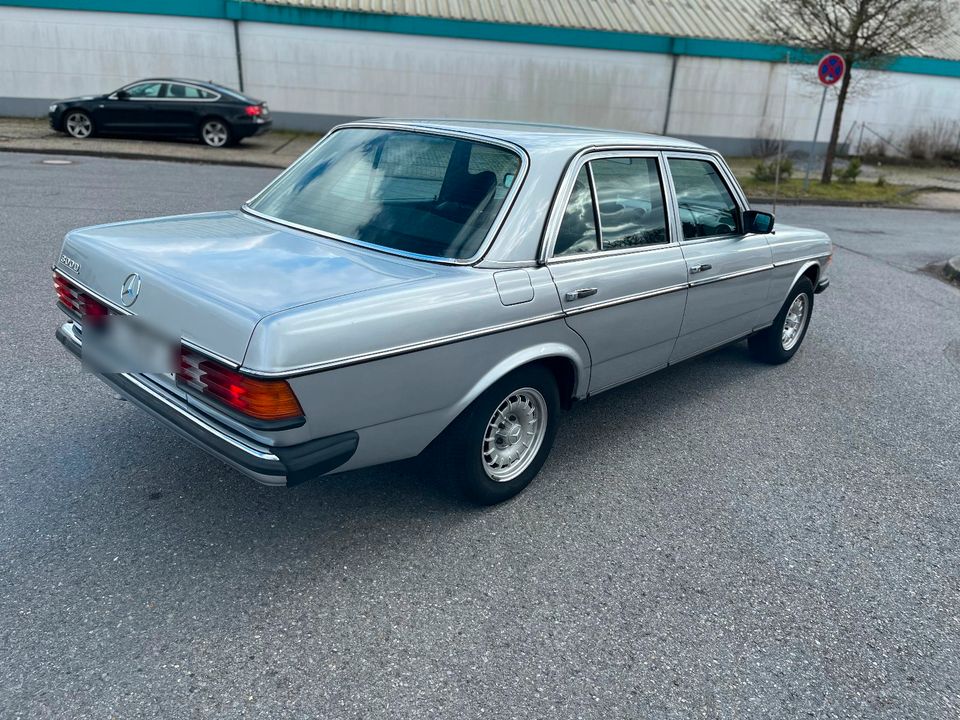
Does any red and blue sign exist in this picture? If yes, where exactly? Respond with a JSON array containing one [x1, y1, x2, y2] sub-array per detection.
[[817, 53, 846, 86]]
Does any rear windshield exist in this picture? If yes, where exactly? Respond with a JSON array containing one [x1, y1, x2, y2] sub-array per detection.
[[247, 128, 522, 260]]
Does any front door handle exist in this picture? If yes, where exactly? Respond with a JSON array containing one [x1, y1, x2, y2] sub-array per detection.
[[564, 287, 598, 302], [688, 263, 713, 274]]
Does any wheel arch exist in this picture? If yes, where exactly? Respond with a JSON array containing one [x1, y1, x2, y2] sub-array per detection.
[[457, 344, 588, 418], [784, 260, 821, 303]]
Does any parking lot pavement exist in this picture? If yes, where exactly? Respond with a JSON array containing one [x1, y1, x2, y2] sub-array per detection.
[[0, 116, 320, 168], [1, 151, 959, 719]]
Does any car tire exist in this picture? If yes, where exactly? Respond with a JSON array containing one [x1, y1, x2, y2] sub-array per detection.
[[199, 117, 232, 148], [438, 365, 560, 505], [748, 276, 815, 364], [64, 110, 94, 139]]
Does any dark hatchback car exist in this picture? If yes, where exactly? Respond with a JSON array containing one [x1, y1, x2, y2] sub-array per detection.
[[49, 78, 272, 147]]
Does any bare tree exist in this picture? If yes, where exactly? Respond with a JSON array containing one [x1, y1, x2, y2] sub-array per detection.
[[761, 0, 952, 183]]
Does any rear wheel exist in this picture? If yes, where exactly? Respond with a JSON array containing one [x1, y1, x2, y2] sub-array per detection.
[[439, 365, 560, 505], [200, 118, 231, 148], [748, 277, 814, 364], [64, 110, 94, 139]]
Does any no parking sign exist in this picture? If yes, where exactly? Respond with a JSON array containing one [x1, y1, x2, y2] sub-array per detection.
[[817, 53, 846, 86]]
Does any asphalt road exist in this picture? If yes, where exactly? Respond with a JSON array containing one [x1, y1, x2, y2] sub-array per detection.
[[1, 152, 959, 719]]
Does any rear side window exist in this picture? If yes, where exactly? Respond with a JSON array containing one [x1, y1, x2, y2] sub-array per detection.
[[591, 157, 668, 248], [554, 166, 599, 256], [165, 84, 216, 99], [668, 158, 740, 239]]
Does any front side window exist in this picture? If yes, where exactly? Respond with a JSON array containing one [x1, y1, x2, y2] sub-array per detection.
[[247, 128, 522, 260], [125, 82, 164, 99], [668, 158, 740, 240]]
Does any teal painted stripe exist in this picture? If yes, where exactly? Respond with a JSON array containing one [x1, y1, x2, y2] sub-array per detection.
[[3, 0, 960, 79], [1, 0, 228, 18]]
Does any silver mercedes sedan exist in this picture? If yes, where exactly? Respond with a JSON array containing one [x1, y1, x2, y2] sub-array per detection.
[[54, 120, 832, 504]]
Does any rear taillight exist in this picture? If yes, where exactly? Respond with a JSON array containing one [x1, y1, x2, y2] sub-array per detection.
[[177, 346, 303, 424], [54, 273, 108, 323], [244, 104, 262, 117]]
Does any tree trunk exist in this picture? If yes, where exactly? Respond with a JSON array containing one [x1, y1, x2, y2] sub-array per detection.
[[820, 59, 853, 184]]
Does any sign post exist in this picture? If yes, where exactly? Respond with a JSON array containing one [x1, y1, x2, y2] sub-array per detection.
[[804, 53, 846, 190]]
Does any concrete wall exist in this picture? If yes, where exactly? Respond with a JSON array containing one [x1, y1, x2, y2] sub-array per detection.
[[2, 5, 959, 155]]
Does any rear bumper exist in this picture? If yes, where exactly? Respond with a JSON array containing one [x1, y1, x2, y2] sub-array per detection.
[[56, 322, 356, 486], [815, 278, 830, 293], [234, 118, 272, 139]]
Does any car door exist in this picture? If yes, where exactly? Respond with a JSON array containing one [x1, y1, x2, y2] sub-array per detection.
[[545, 152, 688, 394], [156, 82, 209, 135], [96, 81, 165, 132], [665, 154, 774, 362]]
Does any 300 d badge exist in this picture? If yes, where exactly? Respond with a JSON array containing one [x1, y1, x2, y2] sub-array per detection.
[[59, 253, 81, 274]]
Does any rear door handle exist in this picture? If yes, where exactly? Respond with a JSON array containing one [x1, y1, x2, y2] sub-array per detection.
[[688, 263, 713, 274], [564, 288, 598, 302]]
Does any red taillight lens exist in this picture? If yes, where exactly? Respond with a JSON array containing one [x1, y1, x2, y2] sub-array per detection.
[[178, 347, 303, 423], [244, 104, 262, 117], [54, 273, 108, 323]]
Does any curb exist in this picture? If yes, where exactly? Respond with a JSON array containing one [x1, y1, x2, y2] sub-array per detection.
[[748, 195, 960, 213], [946, 255, 960, 282], [0, 145, 287, 170]]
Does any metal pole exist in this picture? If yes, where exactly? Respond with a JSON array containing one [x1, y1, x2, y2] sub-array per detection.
[[772, 52, 790, 213], [662, 49, 678, 135], [857, 121, 865, 156], [803, 85, 827, 191], [233, 19, 244, 92]]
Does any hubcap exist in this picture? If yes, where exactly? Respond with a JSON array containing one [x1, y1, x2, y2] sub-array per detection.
[[481, 387, 548, 483], [66, 113, 91, 138], [202, 121, 228, 147], [781, 293, 808, 350]]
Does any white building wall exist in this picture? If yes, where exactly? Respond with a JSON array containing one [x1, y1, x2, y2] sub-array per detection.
[[237, 22, 673, 132], [0, 7, 238, 100], [2, 5, 960, 154]]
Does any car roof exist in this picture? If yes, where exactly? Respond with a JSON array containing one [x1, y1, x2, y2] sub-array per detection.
[[363, 118, 709, 154]]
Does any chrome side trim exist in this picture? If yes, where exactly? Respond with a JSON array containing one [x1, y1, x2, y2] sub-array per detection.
[[564, 282, 689, 315], [772, 253, 831, 267], [242, 121, 531, 267], [245, 258, 782, 377], [242, 311, 567, 378], [111, 81, 222, 102], [58, 322, 279, 463], [688, 264, 774, 287]]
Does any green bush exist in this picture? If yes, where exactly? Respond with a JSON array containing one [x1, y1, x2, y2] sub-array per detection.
[[838, 157, 862, 184], [752, 156, 793, 183]]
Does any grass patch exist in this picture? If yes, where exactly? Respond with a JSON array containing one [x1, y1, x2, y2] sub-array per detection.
[[725, 157, 912, 205], [736, 176, 912, 204]]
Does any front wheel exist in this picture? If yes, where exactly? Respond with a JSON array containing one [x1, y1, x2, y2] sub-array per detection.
[[64, 110, 94, 139], [199, 118, 231, 148], [748, 277, 814, 364], [439, 365, 560, 505]]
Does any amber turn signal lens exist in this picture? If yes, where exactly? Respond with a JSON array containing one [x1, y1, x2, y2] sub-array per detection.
[[178, 347, 303, 423]]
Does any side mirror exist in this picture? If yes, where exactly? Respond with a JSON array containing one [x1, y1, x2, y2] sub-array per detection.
[[743, 210, 774, 234], [115, 89, 130, 100]]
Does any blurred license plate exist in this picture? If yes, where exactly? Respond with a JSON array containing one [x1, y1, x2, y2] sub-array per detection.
[[81, 315, 178, 375]]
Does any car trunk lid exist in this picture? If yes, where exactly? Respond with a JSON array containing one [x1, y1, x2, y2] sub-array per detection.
[[58, 210, 436, 366]]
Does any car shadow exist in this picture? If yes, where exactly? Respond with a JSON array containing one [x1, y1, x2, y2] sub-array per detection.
[[44, 339, 768, 566]]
